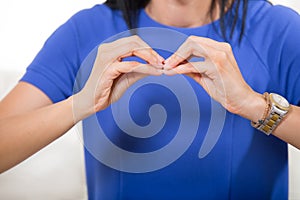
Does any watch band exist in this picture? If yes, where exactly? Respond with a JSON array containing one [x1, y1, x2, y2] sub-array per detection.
[[258, 109, 281, 135], [251, 92, 270, 128], [251, 93, 290, 135]]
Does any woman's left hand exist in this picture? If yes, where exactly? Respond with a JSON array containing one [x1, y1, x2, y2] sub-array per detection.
[[164, 36, 264, 120]]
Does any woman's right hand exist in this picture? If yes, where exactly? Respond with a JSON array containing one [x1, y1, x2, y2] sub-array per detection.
[[73, 35, 164, 121]]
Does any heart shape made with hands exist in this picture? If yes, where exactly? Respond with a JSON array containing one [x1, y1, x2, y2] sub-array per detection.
[[138, 35, 255, 118], [72, 34, 262, 174], [78, 34, 257, 124]]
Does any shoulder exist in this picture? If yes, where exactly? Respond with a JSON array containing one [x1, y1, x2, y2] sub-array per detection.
[[55, 4, 126, 58], [67, 4, 126, 41], [242, 1, 300, 101], [69, 4, 121, 26], [243, 1, 300, 64], [72, 4, 115, 20], [246, 1, 300, 38]]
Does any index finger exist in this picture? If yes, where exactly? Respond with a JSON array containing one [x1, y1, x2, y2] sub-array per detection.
[[164, 36, 208, 70], [108, 35, 165, 68]]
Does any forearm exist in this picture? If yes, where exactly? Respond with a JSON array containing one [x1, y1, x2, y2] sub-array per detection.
[[0, 96, 87, 173], [272, 105, 300, 149], [239, 92, 300, 149]]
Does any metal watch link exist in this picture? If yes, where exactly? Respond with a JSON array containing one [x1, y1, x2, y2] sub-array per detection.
[[258, 93, 290, 135]]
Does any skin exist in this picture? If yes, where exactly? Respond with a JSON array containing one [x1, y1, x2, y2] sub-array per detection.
[[162, 36, 300, 149], [0, 36, 164, 173], [145, 0, 214, 27], [0, 0, 299, 173]]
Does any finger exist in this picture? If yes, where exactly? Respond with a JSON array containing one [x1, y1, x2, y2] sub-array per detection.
[[130, 64, 164, 76], [185, 37, 237, 67], [185, 73, 210, 93], [165, 61, 210, 75], [110, 61, 163, 77], [118, 48, 164, 69], [109, 65, 162, 105], [190, 37, 230, 52], [164, 36, 208, 70], [108, 35, 165, 68], [163, 63, 198, 76], [109, 72, 147, 104]]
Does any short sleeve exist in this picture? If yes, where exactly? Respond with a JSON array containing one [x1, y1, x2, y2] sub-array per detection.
[[20, 17, 80, 103], [268, 6, 300, 106]]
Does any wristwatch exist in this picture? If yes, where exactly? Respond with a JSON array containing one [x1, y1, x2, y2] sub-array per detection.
[[257, 93, 290, 135]]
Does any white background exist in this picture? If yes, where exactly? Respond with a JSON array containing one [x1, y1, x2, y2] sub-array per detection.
[[0, 0, 300, 200]]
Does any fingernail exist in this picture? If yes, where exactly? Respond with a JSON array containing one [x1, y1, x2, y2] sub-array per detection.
[[157, 61, 164, 69], [157, 58, 165, 68]]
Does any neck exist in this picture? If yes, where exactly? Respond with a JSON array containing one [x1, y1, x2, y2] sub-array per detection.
[[145, 0, 216, 28]]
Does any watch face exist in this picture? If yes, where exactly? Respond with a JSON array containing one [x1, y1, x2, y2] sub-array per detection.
[[271, 93, 290, 109]]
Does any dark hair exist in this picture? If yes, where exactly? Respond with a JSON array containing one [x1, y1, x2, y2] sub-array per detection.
[[105, 0, 248, 42]]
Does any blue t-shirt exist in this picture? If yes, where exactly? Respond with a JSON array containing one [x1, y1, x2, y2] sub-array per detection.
[[21, 1, 300, 199]]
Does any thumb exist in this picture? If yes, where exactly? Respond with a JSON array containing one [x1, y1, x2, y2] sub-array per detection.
[[110, 64, 163, 104]]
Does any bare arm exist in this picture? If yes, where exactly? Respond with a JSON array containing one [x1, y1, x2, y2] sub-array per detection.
[[245, 101, 300, 149], [0, 35, 164, 174], [0, 82, 77, 173], [232, 91, 300, 149], [268, 106, 300, 149], [164, 36, 300, 149]]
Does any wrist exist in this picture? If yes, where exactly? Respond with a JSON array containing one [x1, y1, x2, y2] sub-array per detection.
[[236, 91, 266, 122], [254, 93, 291, 135], [70, 92, 96, 123]]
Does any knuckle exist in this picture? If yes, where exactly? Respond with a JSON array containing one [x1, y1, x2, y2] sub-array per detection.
[[188, 35, 197, 41], [187, 36, 197, 46], [221, 42, 232, 52], [211, 51, 227, 66], [150, 49, 157, 55], [209, 51, 218, 60], [97, 43, 113, 60], [98, 43, 109, 51], [131, 34, 141, 41], [129, 35, 144, 46], [218, 51, 227, 60], [127, 41, 140, 52]]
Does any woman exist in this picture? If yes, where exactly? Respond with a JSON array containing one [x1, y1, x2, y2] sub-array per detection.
[[1, 0, 300, 199]]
